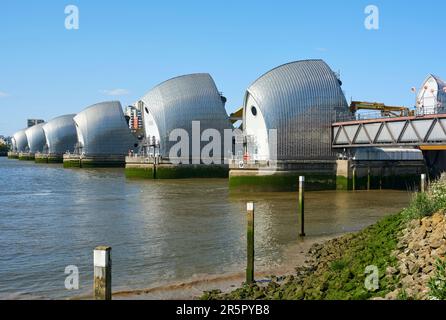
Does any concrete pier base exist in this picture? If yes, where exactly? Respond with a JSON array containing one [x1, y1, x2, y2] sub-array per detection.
[[7, 152, 19, 159], [35, 153, 64, 164], [63, 154, 126, 168], [229, 160, 337, 192], [35, 153, 48, 163], [229, 159, 427, 192], [336, 159, 426, 191], [18, 152, 35, 161], [125, 157, 229, 179]]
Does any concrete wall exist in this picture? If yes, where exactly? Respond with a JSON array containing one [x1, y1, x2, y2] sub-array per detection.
[[229, 159, 426, 192], [423, 150, 446, 178], [336, 159, 426, 191]]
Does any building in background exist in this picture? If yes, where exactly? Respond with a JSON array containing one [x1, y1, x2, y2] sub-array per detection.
[[242, 59, 348, 162], [27, 119, 45, 128], [139, 73, 232, 160], [125, 73, 232, 179], [0, 135, 12, 146], [230, 59, 350, 191], [36, 114, 78, 163], [125, 105, 143, 133], [10, 129, 29, 159], [0, 135, 11, 157], [416, 75, 446, 115], [24, 123, 46, 160], [64, 101, 138, 168]]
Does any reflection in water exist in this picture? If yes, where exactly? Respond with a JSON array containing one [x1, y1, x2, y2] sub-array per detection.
[[0, 158, 411, 299]]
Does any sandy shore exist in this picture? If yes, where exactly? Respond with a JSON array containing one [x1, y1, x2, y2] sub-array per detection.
[[110, 234, 342, 300]]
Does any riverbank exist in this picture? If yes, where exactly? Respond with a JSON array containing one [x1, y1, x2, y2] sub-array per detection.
[[202, 176, 446, 300], [110, 234, 340, 300], [0, 158, 415, 299]]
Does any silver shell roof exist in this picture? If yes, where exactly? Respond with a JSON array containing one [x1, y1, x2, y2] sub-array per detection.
[[12, 130, 28, 152], [11, 137, 16, 151], [42, 114, 78, 155], [25, 123, 46, 153], [140, 73, 232, 157], [74, 101, 137, 155], [244, 59, 348, 160], [429, 74, 446, 110]]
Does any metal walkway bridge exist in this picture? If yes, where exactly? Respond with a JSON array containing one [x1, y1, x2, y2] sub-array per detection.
[[332, 113, 446, 150]]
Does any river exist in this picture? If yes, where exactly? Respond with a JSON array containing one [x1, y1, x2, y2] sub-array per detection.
[[0, 157, 413, 299]]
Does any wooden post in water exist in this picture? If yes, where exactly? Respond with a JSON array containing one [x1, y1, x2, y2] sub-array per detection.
[[352, 167, 356, 191], [380, 168, 383, 190], [246, 202, 255, 284], [94, 246, 112, 300], [421, 174, 426, 193], [367, 168, 371, 191], [299, 176, 306, 237]]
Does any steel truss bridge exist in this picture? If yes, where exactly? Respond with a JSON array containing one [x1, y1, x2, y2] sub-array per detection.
[[332, 113, 446, 150]]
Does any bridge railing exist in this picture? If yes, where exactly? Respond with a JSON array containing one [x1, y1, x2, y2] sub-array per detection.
[[332, 113, 446, 148]]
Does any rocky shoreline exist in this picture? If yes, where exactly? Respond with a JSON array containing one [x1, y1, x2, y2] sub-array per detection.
[[202, 177, 446, 300], [385, 211, 446, 299]]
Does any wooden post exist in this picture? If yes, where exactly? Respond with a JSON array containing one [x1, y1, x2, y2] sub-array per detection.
[[299, 176, 306, 237], [94, 246, 112, 300], [352, 167, 356, 191], [421, 174, 426, 193], [380, 168, 383, 190], [246, 202, 255, 284], [367, 168, 371, 191]]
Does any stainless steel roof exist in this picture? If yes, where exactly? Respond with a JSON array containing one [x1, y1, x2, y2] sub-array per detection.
[[11, 137, 16, 151], [13, 130, 28, 152], [430, 75, 446, 111], [42, 114, 78, 155], [244, 59, 348, 160], [140, 73, 232, 157], [74, 101, 138, 155], [25, 123, 46, 153]]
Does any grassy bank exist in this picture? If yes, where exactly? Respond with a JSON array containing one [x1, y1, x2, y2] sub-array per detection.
[[203, 176, 446, 300], [202, 214, 404, 300]]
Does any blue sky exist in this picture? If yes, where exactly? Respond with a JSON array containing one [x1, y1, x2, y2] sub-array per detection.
[[1, 0, 445, 135]]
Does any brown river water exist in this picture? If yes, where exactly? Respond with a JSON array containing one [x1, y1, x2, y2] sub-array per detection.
[[0, 157, 413, 299]]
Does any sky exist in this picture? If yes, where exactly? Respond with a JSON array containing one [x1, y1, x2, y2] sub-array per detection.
[[1, 0, 445, 135]]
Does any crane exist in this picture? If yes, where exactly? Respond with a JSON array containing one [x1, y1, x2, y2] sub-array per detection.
[[350, 101, 415, 118]]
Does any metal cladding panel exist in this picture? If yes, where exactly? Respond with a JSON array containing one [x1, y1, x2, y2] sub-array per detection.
[[387, 122, 406, 140], [140, 73, 232, 157], [376, 126, 393, 143], [355, 127, 369, 144], [428, 122, 446, 141], [13, 130, 28, 152], [353, 148, 423, 161], [74, 101, 138, 155], [432, 75, 446, 111], [400, 125, 419, 142], [42, 114, 78, 154], [25, 123, 46, 153], [336, 129, 349, 145], [245, 60, 348, 161], [364, 123, 382, 141]]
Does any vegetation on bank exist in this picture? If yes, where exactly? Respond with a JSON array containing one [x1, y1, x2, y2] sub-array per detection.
[[202, 175, 446, 300], [429, 259, 446, 300], [0, 143, 9, 153], [202, 214, 404, 300]]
